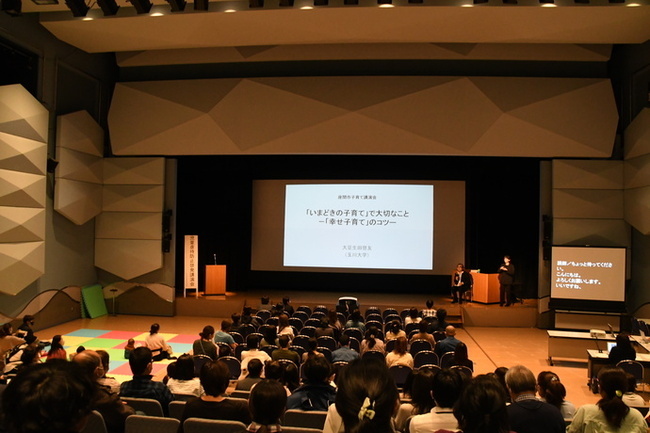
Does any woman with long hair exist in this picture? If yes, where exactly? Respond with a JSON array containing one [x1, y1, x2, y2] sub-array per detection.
[[385, 336, 413, 368], [46, 335, 66, 361], [608, 333, 636, 365], [277, 314, 294, 339], [395, 367, 436, 431], [567, 368, 646, 433], [537, 371, 575, 419], [452, 342, 473, 371], [145, 323, 175, 361], [167, 354, 203, 397], [247, 379, 288, 432], [193, 325, 218, 360], [451, 375, 509, 433], [360, 326, 384, 356]]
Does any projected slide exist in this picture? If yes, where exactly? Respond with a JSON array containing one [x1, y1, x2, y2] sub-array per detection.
[[550, 246, 626, 303], [283, 184, 433, 270]]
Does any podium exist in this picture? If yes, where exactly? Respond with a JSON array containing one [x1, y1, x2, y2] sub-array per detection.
[[471, 273, 500, 304], [206, 265, 226, 296]]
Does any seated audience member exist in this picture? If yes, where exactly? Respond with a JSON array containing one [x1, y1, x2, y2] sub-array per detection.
[[385, 336, 413, 368], [328, 309, 343, 341], [96, 349, 121, 394], [241, 334, 272, 379], [16, 315, 36, 338], [281, 361, 300, 393], [180, 360, 252, 432], [344, 309, 366, 334], [194, 325, 218, 359], [536, 370, 575, 419], [622, 372, 646, 407], [259, 295, 271, 312], [247, 379, 288, 433], [451, 342, 473, 371], [452, 374, 510, 433], [261, 326, 278, 348], [421, 300, 437, 320], [331, 334, 360, 363], [567, 368, 646, 433], [119, 346, 174, 414], [281, 296, 294, 317], [410, 368, 464, 433], [287, 356, 336, 411], [302, 337, 325, 363], [360, 326, 385, 356], [506, 365, 565, 433], [405, 307, 422, 325], [145, 323, 175, 361], [435, 326, 462, 357], [272, 335, 301, 365], [4, 344, 41, 378], [242, 306, 255, 326], [124, 338, 136, 359], [315, 317, 336, 339], [385, 320, 406, 342], [167, 354, 203, 397], [394, 368, 435, 432], [0, 323, 25, 371], [1, 360, 95, 433], [231, 313, 243, 333], [261, 360, 291, 396], [608, 332, 636, 365], [334, 358, 400, 433], [236, 358, 264, 391], [493, 367, 511, 403], [409, 320, 436, 346], [427, 309, 449, 333], [73, 350, 135, 433], [277, 314, 294, 339], [214, 320, 238, 350], [46, 335, 66, 361]]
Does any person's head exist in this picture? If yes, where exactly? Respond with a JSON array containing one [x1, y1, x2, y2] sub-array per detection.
[[425, 299, 434, 309], [76, 346, 86, 354], [304, 355, 331, 384], [242, 306, 253, 316], [536, 371, 566, 408], [0, 322, 13, 337], [350, 309, 361, 322], [278, 334, 290, 349], [249, 379, 287, 428], [445, 325, 456, 337], [505, 365, 536, 396], [404, 368, 436, 414], [49, 335, 64, 351], [263, 360, 283, 380], [72, 350, 104, 381], [261, 295, 270, 305], [247, 358, 264, 378], [282, 361, 300, 391], [389, 320, 401, 334], [282, 296, 291, 306], [278, 313, 290, 328], [166, 361, 177, 379], [454, 342, 469, 362], [409, 307, 418, 319], [200, 360, 231, 397], [125, 338, 135, 348], [220, 320, 232, 332], [264, 326, 277, 344], [615, 332, 632, 349], [95, 350, 110, 375], [493, 367, 510, 402], [129, 347, 153, 376], [335, 358, 400, 433], [503, 255, 511, 264], [418, 320, 428, 333], [307, 337, 318, 353], [319, 317, 330, 329], [149, 323, 160, 335], [364, 326, 378, 349], [200, 325, 215, 339], [432, 368, 464, 408], [247, 333, 260, 349], [625, 372, 638, 393], [454, 374, 509, 433], [597, 368, 630, 429], [20, 346, 40, 365], [231, 313, 241, 325], [456, 263, 465, 271], [437, 309, 447, 322], [173, 354, 195, 380], [339, 334, 350, 347], [22, 315, 35, 326], [394, 336, 408, 356], [2, 360, 95, 433]]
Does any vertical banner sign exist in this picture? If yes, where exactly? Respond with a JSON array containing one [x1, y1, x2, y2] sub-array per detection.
[[185, 235, 199, 297]]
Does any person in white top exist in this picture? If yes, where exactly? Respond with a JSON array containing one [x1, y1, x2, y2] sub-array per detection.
[[385, 336, 414, 368], [404, 308, 422, 326], [276, 313, 294, 339], [409, 368, 464, 433], [240, 334, 271, 380], [536, 370, 576, 419], [166, 354, 204, 397], [621, 372, 646, 407], [145, 323, 175, 361]]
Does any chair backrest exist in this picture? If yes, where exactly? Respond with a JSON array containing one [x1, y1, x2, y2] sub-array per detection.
[[310, 311, 326, 320], [283, 409, 328, 429], [417, 364, 441, 374], [229, 390, 251, 400], [193, 354, 213, 376], [361, 350, 385, 362], [451, 365, 473, 378], [229, 332, 244, 344], [125, 415, 180, 433], [293, 311, 310, 323], [289, 345, 306, 359], [220, 356, 242, 380], [400, 309, 411, 321], [168, 401, 186, 421], [257, 309, 272, 322], [266, 317, 279, 327], [439, 351, 456, 369], [414, 350, 439, 368], [278, 359, 299, 371], [183, 418, 247, 433], [389, 365, 412, 389], [409, 339, 433, 356], [343, 328, 363, 342], [317, 346, 333, 363], [120, 397, 164, 417], [235, 344, 247, 360], [348, 337, 360, 353], [297, 306, 312, 316], [173, 393, 198, 402], [316, 336, 337, 351], [405, 322, 420, 334], [382, 308, 398, 319], [433, 331, 446, 342], [616, 360, 644, 383], [365, 306, 381, 316], [238, 323, 256, 338], [289, 317, 304, 331], [384, 314, 401, 325], [304, 319, 321, 328], [385, 339, 396, 353], [300, 326, 316, 338], [261, 345, 278, 356], [365, 313, 382, 323], [80, 410, 107, 433], [292, 335, 312, 351]]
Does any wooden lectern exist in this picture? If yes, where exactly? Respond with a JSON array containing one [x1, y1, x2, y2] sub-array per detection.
[[471, 273, 500, 304], [205, 265, 226, 296]]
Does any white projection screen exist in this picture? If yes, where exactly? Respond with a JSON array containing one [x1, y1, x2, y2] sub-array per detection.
[[251, 180, 465, 275]]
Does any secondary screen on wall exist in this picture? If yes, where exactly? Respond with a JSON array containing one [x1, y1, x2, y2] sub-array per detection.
[[550, 246, 626, 303], [283, 184, 433, 270], [251, 180, 465, 275]]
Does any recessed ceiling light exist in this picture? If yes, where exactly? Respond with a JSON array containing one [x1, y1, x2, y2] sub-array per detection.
[[224, 7, 236, 11]]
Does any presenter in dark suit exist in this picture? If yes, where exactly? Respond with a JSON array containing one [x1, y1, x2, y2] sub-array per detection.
[[451, 263, 473, 304], [498, 255, 515, 306]]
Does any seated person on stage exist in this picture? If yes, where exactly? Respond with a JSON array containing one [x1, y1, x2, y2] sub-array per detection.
[[405, 308, 422, 325], [46, 335, 66, 361], [2, 360, 95, 433], [236, 358, 264, 391], [427, 309, 449, 333], [73, 350, 135, 433], [271, 335, 301, 365], [435, 326, 462, 357], [167, 354, 203, 397], [119, 346, 174, 415], [410, 321, 436, 346], [124, 338, 136, 359], [344, 309, 366, 334], [240, 334, 272, 379], [622, 372, 646, 407], [331, 334, 360, 363], [287, 356, 337, 411], [214, 320, 237, 350], [506, 365, 565, 433], [247, 379, 288, 433], [409, 368, 464, 433], [180, 360, 251, 432], [421, 300, 437, 320], [385, 336, 414, 368], [451, 263, 473, 305], [608, 332, 636, 365], [385, 320, 406, 341], [536, 370, 575, 419]]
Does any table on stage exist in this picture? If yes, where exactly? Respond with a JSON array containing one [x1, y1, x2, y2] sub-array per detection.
[[547, 330, 616, 365]]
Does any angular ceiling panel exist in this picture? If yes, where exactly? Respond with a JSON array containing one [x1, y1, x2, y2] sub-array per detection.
[[625, 187, 650, 235], [0, 241, 45, 295], [625, 108, 650, 160], [553, 160, 623, 190], [57, 148, 103, 183], [102, 185, 164, 212], [0, 207, 45, 242], [95, 238, 162, 280], [54, 179, 103, 225], [0, 170, 46, 208], [0, 132, 47, 175], [0, 85, 48, 142], [103, 157, 165, 185], [96, 212, 162, 240], [57, 110, 104, 156]]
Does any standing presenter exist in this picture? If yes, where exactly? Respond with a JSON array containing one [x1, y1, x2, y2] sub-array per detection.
[[451, 263, 473, 304], [498, 255, 515, 306]]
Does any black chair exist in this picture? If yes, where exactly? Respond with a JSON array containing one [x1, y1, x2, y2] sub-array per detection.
[[310, 312, 326, 320], [362, 350, 385, 362], [385, 339, 396, 353], [229, 332, 244, 344], [365, 306, 381, 316], [266, 316, 279, 326], [314, 305, 328, 314], [451, 365, 473, 378], [414, 350, 439, 368], [257, 309, 271, 322], [289, 317, 304, 331], [261, 345, 278, 357], [238, 323, 256, 338], [348, 337, 361, 353], [400, 309, 410, 321], [433, 331, 446, 342], [317, 336, 337, 351], [617, 359, 644, 385], [300, 326, 316, 338], [292, 311, 309, 323], [192, 354, 212, 376], [405, 322, 419, 334], [316, 347, 332, 363], [389, 365, 412, 390], [417, 364, 441, 374], [292, 335, 311, 351], [344, 328, 363, 342], [409, 339, 433, 356], [235, 344, 247, 360], [365, 313, 383, 323], [382, 308, 398, 320], [304, 318, 321, 328], [439, 351, 455, 369], [384, 314, 401, 325], [297, 306, 312, 316], [289, 345, 306, 360], [220, 356, 242, 380]]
